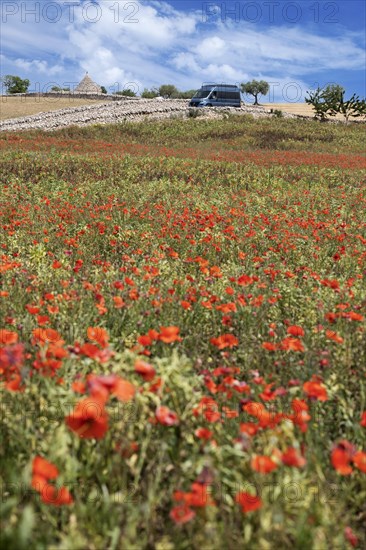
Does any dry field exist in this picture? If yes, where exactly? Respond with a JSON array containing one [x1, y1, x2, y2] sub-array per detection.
[[263, 102, 316, 116], [263, 102, 366, 121], [0, 95, 107, 120]]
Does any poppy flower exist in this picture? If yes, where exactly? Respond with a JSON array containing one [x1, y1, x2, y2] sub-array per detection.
[[325, 330, 344, 344], [303, 379, 328, 401], [195, 427, 213, 440], [210, 333, 238, 350], [156, 405, 179, 426], [344, 526, 358, 548], [32, 456, 59, 480], [39, 484, 73, 506], [158, 326, 182, 343], [262, 342, 278, 351], [32, 328, 63, 346], [170, 504, 195, 524], [360, 412, 366, 428], [353, 451, 366, 473], [111, 377, 136, 402], [134, 360, 156, 381], [251, 455, 278, 474], [331, 440, 355, 475], [87, 327, 109, 348], [291, 399, 311, 432], [31, 456, 73, 506], [287, 325, 305, 337], [281, 447, 306, 468], [235, 492, 262, 513], [0, 329, 18, 345], [280, 337, 304, 352], [65, 397, 109, 439]]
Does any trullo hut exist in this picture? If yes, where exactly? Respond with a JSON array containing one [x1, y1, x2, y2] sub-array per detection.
[[74, 72, 102, 94]]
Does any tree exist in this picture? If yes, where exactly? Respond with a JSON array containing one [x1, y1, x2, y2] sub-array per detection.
[[2, 75, 30, 94], [158, 84, 179, 99], [114, 89, 136, 97], [101, 86, 108, 94], [50, 86, 70, 92], [241, 80, 269, 105], [176, 89, 197, 99], [305, 85, 366, 123], [141, 87, 159, 98]]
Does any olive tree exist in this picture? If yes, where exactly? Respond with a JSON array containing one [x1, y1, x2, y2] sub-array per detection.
[[241, 80, 269, 105], [2, 75, 30, 94]]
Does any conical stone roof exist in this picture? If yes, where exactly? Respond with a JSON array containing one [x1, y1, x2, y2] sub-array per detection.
[[74, 72, 102, 94]]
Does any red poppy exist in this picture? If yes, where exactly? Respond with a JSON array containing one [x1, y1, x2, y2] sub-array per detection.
[[156, 406, 179, 426], [303, 379, 328, 401], [251, 455, 278, 474], [87, 326, 109, 348], [32, 328, 63, 346], [111, 377, 136, 402], [240, 423, 259, 437], [325, 330, 344, 344], [235, 491, 262, 513], [210, 333, 238, 350], [360, 411, 366, 428], [195, 427, 213, 440], [344, 526, 358, 548], [65, 397, 109, 439], [287, 325, 305, 337], [281, 447, 306, 468], [0, 329, 18, 345], [353, 451, 366, 473], [170, 504, 195, 524], [291, 399, 311, 432], [262, 342, 278, 351], [39, 484, 73, 506], [32, 456, 59, 480], [280, 337, 304, 352], [331, 440, 355, 475], [134, 360, 156, 381], [158, 326, 182, 343]]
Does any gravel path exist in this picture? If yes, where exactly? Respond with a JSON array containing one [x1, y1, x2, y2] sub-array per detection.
[[0, 98, 297, 132]]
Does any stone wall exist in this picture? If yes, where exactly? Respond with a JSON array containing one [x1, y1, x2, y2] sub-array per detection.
[[5, 92, 139, 101]]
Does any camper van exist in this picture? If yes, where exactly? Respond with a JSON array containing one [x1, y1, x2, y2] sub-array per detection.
[[189, 84, 241, 108]]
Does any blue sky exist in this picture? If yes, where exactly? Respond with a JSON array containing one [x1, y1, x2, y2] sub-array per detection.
[[1, 0, 365, 102]]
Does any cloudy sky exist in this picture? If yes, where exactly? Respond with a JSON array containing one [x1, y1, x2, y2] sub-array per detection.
[[1, 0, 365, 102]]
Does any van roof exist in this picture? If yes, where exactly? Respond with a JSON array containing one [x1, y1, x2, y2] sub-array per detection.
[[202, 83, 239, 88]]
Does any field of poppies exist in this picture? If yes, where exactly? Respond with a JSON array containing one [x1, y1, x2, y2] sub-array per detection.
[[1, 115, 365, 549]]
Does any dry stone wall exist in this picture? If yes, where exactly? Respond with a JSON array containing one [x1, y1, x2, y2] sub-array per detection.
[[0, 98, 299, 133]]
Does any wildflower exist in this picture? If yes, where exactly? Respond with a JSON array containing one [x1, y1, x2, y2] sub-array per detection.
[[195, 427, 213, 440], [280, 337, 304, 352], [210, 333, 238, 350], [87, 326, 109, 348], [0, 329, 18, 345], [235, 492, 262, 513], [158, 326, 182, 343], [331, 440, 355, 475], [251, 455, 278, 474], [134, 359, 156, 381], [303, 378, 328, 401], [156, 406, 179, 426], [170, 504, 195, 524], [65, 397, 109, 439], [353, 451, 366, 473], [361, 412, 366, 428], [281, 447, 306, 468], [287, 325, 305, 337]]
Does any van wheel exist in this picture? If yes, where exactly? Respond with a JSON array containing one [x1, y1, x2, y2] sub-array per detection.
[[206, 103, 212, 107]]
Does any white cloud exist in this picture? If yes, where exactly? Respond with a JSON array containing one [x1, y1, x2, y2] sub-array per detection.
[[0, 0, 364, 96]]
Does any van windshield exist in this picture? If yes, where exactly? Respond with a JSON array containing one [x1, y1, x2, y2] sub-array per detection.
[[192, 89, 212, 99]]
